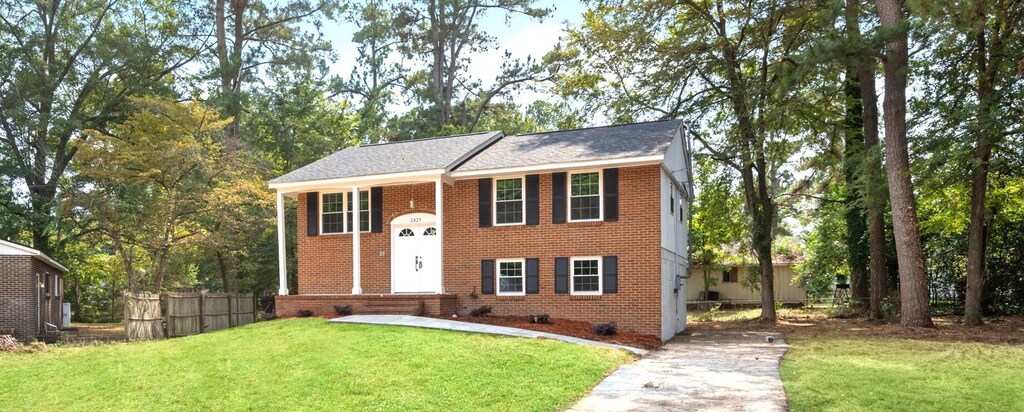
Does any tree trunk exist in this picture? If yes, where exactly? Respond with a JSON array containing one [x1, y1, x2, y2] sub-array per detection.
[[846, 0, 889, 319], [875, 0, 933, 327], [217, 250, 231, 292], [965, 5, 996, 326], [843, 69, 871, 305]]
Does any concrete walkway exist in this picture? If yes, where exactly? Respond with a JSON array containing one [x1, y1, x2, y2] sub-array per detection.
[[571, 331, 789, 412], [330, 315, 648, 355]]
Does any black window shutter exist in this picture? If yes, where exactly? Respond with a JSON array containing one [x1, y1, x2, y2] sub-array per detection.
[[526, 258, 539, 294], [481, 259, 495, 294], [554, 257, 569, 294], [551, 172, 567, 224], [306, 192, 319, 236], [603, 256, 618, 293], [478, 178, 492, 228], [525, 174, 540, 225], [371, 187, 383, 233], [604, 168, 619, 221]]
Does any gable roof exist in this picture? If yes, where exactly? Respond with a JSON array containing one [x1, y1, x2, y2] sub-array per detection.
[[453, 119, 682, 172], [269, 120, 684, 186], [269, 131, 502, 184], [0, 239, 68, 272]]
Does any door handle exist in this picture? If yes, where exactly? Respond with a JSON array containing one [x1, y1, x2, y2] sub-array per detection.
[[416, 256, 423, 271], [414, 256, 419, 272]]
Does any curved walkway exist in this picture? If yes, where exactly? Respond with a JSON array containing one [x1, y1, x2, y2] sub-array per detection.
[[571, 331, 789, 411], [330, 315, 648, 355]]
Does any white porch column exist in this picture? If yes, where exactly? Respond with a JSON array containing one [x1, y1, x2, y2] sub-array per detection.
[[276, 191, 288, 295], [352, 186, 363, 294], [435, 179, 444, 294]]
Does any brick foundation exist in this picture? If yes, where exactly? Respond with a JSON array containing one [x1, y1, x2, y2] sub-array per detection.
[[276, 294, 457, 317]]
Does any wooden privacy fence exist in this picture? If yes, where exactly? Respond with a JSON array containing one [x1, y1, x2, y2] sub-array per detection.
[[124, 292, 163, 341], [166, 292, 257, 337]]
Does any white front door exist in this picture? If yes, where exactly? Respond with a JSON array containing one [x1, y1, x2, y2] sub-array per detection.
[[391, 213, 441, 293]]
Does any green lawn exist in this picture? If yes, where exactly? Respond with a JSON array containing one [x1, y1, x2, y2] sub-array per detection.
[[781, 334, 1024, 411], [0, 318, 631, 411]]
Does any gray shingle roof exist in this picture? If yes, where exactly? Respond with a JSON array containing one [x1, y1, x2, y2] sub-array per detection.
[[270, 131, 501, 184], [453, 119, 681, 172]]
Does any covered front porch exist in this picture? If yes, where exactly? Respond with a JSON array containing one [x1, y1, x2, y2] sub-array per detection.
[[275, 293, 458, 317], [271, 169, 453, 298]]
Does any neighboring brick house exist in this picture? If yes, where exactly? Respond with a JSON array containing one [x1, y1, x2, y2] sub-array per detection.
[[271, 120, 693, 341], [0, 239, 67, 342]]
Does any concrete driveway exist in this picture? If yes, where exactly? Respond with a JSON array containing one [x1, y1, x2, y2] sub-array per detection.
[[570, 331, 789, 412]]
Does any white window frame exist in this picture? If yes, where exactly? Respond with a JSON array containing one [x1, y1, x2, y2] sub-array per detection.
[[570, 256, 603, 295], [567, 170, 603, 222], [320, 190, 372, 235], [496, 258, 526, 296], [493, 176, 526, 226]]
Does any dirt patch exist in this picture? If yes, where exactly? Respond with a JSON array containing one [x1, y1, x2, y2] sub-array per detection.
[[690, 311, 1024, 345], [65, 323, 126, 341], [434, 315, 663, 350]]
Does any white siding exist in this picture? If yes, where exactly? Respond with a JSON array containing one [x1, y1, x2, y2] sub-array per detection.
[[659, 126, 690, 341], [687, 264, 808, 303]]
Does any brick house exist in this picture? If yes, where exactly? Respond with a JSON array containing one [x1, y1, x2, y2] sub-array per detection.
[[271, 120, 693, 341], [0, 239, 67, 342]]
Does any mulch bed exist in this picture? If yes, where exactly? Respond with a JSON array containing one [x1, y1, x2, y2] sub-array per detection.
[[434, 315, 663, 350], [690, 314, 1024, 345]]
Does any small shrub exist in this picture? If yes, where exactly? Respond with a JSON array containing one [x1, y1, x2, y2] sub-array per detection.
[[333, 305, 353, 316], [0, 335, 18, 352], [696, 303, 722, 322], [529, 314, 551, 324], [260, 312, 277, 321], [881, 292, 901, 320], [593, 322, 617, 336], [297, 310, 314, 318], [774, 300, 784, 311], [470, 305, 492, 317]]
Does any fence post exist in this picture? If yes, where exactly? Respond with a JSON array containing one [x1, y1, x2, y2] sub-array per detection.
[[199, 293, 205, 334]]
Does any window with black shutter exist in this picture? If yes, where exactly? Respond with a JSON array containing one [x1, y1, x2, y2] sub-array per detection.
[[478, 178, 492, 228], [554, 257, 569, 293], [481, 259, 495, 294]]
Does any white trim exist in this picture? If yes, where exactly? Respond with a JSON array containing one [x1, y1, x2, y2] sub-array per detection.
[[450, 155, 665, 179], [276, 192, 288, 295], [269, 168, 447, 191], [567, 170, 604, 223], [352, 185, 362, 294], [319, 190, 371, 235], [0, 239, 68, 272], [570, 256, 603, 296], [496, 258, 527, 296], [493, 175, 526, 226], [435, 179, 445, 294]]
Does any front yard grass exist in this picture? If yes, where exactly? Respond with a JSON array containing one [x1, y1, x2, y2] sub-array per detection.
[[781, 334, 1024, 411], [0, 318, 631, 411]]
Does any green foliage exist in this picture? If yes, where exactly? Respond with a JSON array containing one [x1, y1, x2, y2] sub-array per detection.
[[0, 319, 631, 410], [695, 303, 722, 322], [795, 187, 849, 299]]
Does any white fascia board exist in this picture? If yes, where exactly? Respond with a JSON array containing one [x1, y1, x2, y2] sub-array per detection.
[[449, 155, 665, 179], [0, 240, 68, 272], [269, 169, 448, 194]]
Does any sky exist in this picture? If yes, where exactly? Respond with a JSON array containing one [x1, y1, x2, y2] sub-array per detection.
[[318, 1, 588, 109]]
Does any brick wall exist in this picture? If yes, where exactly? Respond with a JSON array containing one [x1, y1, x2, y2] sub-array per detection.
[[293, 165, 663, 336], [0, 256, 34, 342]]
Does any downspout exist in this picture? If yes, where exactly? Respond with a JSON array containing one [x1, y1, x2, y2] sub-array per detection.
[[35, 273, 41, 337]]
